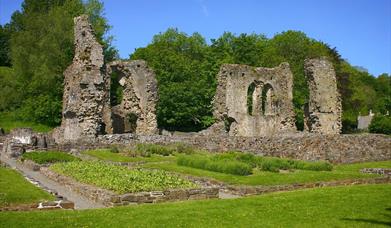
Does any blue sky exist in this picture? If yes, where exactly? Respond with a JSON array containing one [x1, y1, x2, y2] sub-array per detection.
[[1, 0, 390, 76]]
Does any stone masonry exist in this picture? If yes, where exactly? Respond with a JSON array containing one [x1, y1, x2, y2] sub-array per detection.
[[54, 15, 110, 142], [106, 60, 158, 135], [304, 57, 342, 134], [206, 63, 296, 137]]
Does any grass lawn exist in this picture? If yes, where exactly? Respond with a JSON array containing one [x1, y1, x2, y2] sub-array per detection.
[[21, 151, 80, 164], [144, 160, 391, 186], [1, 184, 390, 227], [83, 149, 175, 163], [0, 167, 54, 207], [0, 112, 53, 133]]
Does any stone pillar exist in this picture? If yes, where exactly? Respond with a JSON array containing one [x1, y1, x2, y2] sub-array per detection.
[[304, 57, 342, 134], [55, 15, 110, 142]]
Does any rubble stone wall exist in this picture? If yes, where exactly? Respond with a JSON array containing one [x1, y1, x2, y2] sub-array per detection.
[[206, 63, 296, 137], [54, 15, 109, 143], [304, 57, 342, 134], [106, 60, 158, 135], [49, 133, 391, 164]]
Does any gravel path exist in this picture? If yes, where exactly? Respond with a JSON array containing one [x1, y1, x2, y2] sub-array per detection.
[[0, 154, 105, 210]]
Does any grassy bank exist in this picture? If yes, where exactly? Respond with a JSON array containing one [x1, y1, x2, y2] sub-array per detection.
[[0, 167, 54, 207], [1, 184, 390, 227]]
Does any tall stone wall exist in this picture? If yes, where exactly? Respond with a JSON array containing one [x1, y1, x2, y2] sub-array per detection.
[[106, 60, 158, 135], [54, 15, 110, 142], [206, 63, 296, 137], [304, 57, 342, 134]]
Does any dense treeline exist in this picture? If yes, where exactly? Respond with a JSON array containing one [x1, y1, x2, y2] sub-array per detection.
[[0, 1, 389, 133], [131, 29, 390, 132]]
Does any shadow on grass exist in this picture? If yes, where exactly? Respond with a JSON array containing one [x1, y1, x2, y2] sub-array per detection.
[[342, 207, 391, 226]]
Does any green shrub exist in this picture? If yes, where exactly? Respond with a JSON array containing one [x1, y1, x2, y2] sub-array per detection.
[[207, 151, 332, 172], [50, 161, 197, 193], [21, 151, 80, 164], [172, 143, 195, 155], [136, 143, 175, 156], [369, 115, 391, 135], [177, 155, 253, 176], [109, 146, 119, 153]]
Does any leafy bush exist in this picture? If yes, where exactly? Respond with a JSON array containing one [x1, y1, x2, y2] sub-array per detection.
[[135, 143, 175, 156], [21, 151, 80, 164], [177, 155, 253, 176], [207, 152, 332, 172], [109, 146, 119, 153], [369, 115, 391, 135], [50, 161, 197, 193]]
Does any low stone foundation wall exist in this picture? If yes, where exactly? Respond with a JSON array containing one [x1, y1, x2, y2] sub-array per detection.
[[361, 168, 391, 176], [51, 133, 391, 164], [227, 177, 391, 196], [40, 167, 219, 206]]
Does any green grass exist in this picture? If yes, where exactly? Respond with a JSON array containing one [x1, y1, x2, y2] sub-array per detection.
[[144, 160, 391, 186], [1, 184, 390, 227], [50, 161, 197, 194], [83, 149, 175, 163], [0, 112, 53, 133], [0, 166, 54, 207], [21, 151, 80, 164]]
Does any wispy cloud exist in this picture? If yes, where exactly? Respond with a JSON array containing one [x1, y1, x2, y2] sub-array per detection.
[[198, 0, 209, 17]]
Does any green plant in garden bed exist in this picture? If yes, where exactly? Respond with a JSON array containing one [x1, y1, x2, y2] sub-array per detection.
[[211, 152, 333, 172], [135, 143, 196, 157], [148, 160, 391, 186], [177, 155, 253, 176], [0, 167, 54, 207], [83, 149, 175, 163], [50, 161, 197, 194], [21, 151, 80, 164]]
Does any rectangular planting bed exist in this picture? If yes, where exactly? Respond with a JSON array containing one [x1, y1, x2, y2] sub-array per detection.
[[40, 161, 218, 206]]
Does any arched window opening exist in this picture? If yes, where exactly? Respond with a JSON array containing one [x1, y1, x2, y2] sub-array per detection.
[[262, 84, 275, 115], [247, 81, 263, 116]]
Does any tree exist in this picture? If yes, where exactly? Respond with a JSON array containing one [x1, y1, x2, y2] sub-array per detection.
[[131, 28, 215, 131]]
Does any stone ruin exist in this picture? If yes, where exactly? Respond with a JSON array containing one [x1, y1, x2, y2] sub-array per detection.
[[205, 58, 342, 136], [107, 60, 158, 135], [304, 58, 342, 134], [53, 15, 158, 143], [53, 15, 342, 143], [206, 63, 296, 137]]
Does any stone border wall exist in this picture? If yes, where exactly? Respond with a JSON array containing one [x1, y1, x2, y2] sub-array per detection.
[[361, 168, 391, 176], [40, 167, 219, 206], [50, 133, 391, 164], [227, 177, 391, 196]]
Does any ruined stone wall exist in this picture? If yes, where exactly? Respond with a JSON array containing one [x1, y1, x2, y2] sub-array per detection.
[[207, 63, 296, 137], [106, 60, 158, 135], [54, 15, 110, 142], [304, 57, 342, 134], [49, 133, 391, 164]]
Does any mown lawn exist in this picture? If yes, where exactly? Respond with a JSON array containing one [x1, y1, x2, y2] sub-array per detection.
[[83, 149, 175, 163], [0, 112, 53, 133], [144, 160, 391, 186], [0, 167, 54, 207], [1, 184, 390, 227]]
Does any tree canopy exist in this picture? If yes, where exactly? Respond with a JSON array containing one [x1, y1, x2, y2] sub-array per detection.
[[0, 1, 389, 133]]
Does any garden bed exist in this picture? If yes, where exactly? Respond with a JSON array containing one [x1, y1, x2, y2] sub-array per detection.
[[41, 161, 219, 206]]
